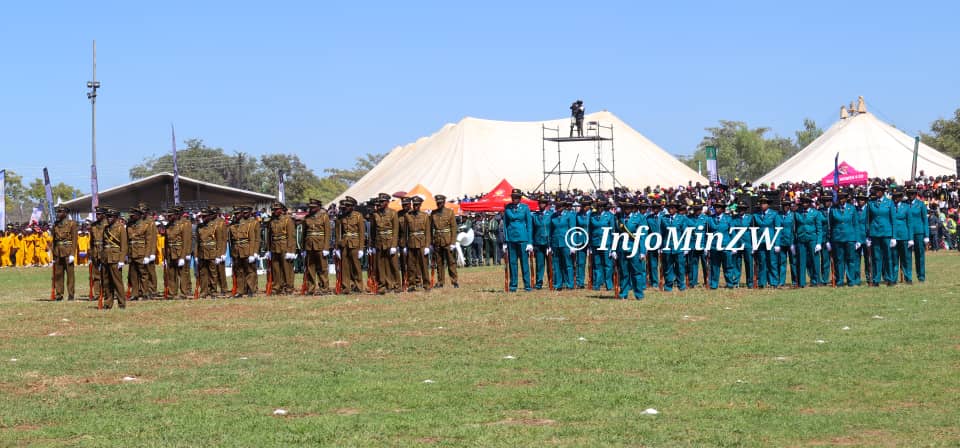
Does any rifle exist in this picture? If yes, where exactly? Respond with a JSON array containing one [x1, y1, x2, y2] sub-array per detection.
[[231, 261, 237, 297], [265, 253, 274, 296], [335, 251, 343, 294], [570, 249, 577, 289], [528, 250, 535, 288], [370, 250, 379, 294], [88, 262, 94, 300], [300, 251, 309, 295], [752, 251, 758, 288], [547, 251, 554, 291], [430, 248, 436, 288], [194, 256, 200, 300], [586, 249, 593, 289], [502, 245, 509, 292], [613, 254, 620, 297], [97, 264, 104, 310], [659, 252, 665, 291]]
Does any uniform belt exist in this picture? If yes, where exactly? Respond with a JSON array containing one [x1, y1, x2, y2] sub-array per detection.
[[234, 238, 249, 243], [410, 231, 425, 236], [378, 230, 393, 235], [306, 231, 325, 236], [168, 242, 183, 247], [93, 242, 103, 247], [55, 241, 74, 246], [129, 241, 145, 246], [105, 244, 120, 249], [344, 232, 359, 236], [434, 229, 451, 233], [271, 235, 287, 241], [202, 241, 217, 247]]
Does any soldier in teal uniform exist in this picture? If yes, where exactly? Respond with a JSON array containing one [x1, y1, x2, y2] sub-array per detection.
[[531, 195, 553, 289], [891, 190, 914, 283], [735, 201, 755, 288], [549, 199, 575, 290], [854, 193, 870, 285], [617, 198, 647, 300], [686, 202, 709, 288], [814, 196, 831, 285], [645, 201, 662, 289], [779, 200, 799, 287], [661, 202, 688, 291], [589, 200, 615, 290], [755, 197, 781, 288], [866, 185, 896, 286], [828, 192, 858, 286], [707, 202, 734, 289], [906, 188, 929, 281], [573, 197, 592, 289], [502, 188, 534, 292], [794, 198, 822, 288]]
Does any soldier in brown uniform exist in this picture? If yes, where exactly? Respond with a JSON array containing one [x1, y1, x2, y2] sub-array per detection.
[[51, 205, 78, 300], [398, 197, 412, 288], [230, 205, 260, 297], [211, 207, 230, 297], [126, 207, 156, 301], [372, 193, 401, 293], [102, 207, 128, 309], [302, 199, 332, 295], [335, 196, 366, 294], [196, 208, 223, 298], [405, 196, 432, 291], [163, 206, 193, 299], [267, 202, 297, 295], [137, 203, 159, 299], [88, 207, 107, 300], [430, 194, 459, 288]]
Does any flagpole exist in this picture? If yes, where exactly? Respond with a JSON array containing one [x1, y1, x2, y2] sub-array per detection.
[[172, 124, 181, 206], [86, 40, 101, 218]]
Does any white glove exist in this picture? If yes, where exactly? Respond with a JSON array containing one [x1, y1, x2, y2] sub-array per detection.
[[247, 255, 257, 263], [68, 255, 75, 264], [423, 247, 431, 255], [826, 242, 832, 252], [907, 240, 914, 248], [774, 246, 781, 253], [814, 244, 821, 253], [149, 254, 156, 262], [185, 255, 192, 261], [683, 250, 689, 255], [357, 250, 364, 259], [546, 247, 552, 256], [449, 244, 456, 251], [333, 250, 341, 259], [390, 247, 397, 255], [322, 250, 330, 257], [610, 251, 618, 260], [855, 242, 861, 250], [403, 248, 407, 255], [889, 239, 897, 248], [142, 257, 150, 264], [640, 254, 646, 260], [300, 251, 307, 258], [117, 262, 124, 269], [525, 244, 533, 253], [214, 257, 222, 265], [790, 245, 796, 255], [264, 252, 271, 260], [502, 244, 507, 253], [731, 248, 738, 254], [285, 252, 296, 260], [178, 258, 185, 267], [369, 248, 377, 255], [923, 237, 930, 244], [866, 239, 872, 247]]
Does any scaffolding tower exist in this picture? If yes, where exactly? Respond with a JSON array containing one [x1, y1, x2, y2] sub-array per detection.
[[539, 119, 619, 193]]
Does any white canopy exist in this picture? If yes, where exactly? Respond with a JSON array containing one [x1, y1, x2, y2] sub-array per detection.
[[336, 111, 707, 202], [757, 111, 955, 185]]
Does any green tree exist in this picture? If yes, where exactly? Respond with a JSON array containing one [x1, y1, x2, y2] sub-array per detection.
[[323, 152, 387, 186], [251, 154, 327, 205], [795, 118, 824, 151], [3, 170, 29, 223], [25, 178, 82, 221], [129, 139, 238, 186], [685, 121, 798, 183], [920, 108, 960, 157]]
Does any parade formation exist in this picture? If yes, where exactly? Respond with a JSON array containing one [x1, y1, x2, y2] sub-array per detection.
[[1, 174, 954, 310]]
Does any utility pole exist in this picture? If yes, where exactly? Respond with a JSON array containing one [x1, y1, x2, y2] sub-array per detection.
[[86, 40, 101, 218]]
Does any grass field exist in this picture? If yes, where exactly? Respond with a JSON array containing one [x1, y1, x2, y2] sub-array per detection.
[[1, 253, 958, 447]]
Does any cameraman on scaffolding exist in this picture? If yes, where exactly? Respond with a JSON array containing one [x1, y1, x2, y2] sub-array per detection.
[[569, 99, 585, 137]]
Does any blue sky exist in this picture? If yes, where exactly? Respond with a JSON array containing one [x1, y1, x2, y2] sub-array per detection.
[[2, 1, 958, 192]]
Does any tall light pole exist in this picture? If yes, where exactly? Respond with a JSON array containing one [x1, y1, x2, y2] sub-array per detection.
[[86, 40, 101, 218]]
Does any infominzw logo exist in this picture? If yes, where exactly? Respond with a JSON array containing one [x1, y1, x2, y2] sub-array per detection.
[[564, 226, 783, 259]]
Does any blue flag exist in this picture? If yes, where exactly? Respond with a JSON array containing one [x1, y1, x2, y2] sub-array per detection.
[[832, 153, 839, 203]]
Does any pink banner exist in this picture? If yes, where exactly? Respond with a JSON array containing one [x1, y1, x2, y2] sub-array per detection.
[[822, 161, 868, 187]]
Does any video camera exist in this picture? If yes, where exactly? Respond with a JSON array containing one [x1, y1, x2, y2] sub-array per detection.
[[569, 100, 584, 117]]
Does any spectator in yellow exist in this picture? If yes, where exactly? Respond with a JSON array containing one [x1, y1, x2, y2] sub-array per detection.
[[77, 226, 91, 265]]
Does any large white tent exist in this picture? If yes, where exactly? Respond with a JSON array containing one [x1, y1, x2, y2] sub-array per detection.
[[757, 109, 956, 185], [335, 111, 707, 202]]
